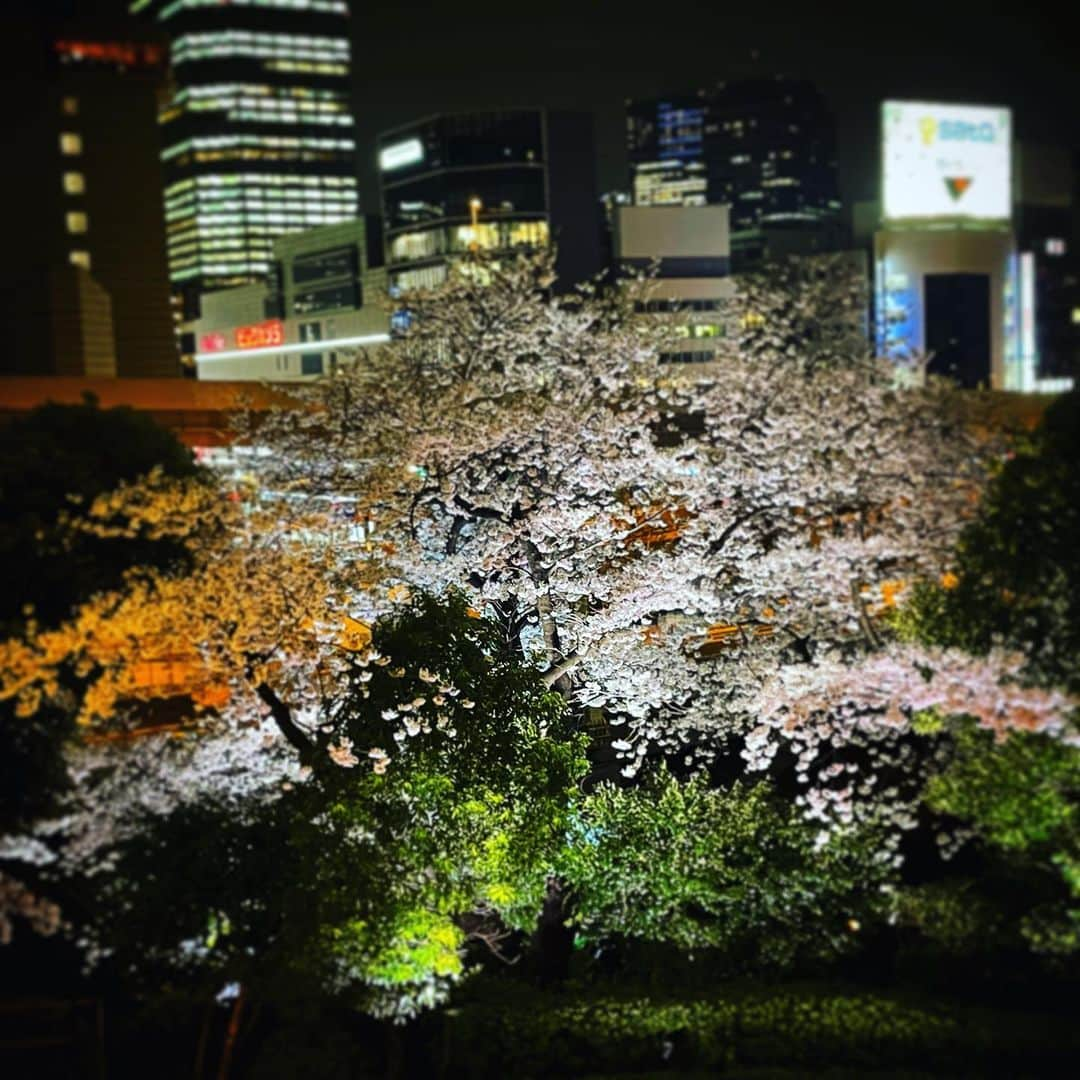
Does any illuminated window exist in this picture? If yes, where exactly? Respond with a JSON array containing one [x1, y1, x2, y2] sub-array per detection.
[[1072, 308, 1080, 326], [61, 96, 79, 116], [1046, 237, 1066, 257], [60, 132, 82, 155], [63, 172, 85, 195], [69, 250, 91, 270], [66, 211, 88, 234]]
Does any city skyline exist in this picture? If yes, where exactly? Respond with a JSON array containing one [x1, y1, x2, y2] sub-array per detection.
[[16, 1, 1080, 220]]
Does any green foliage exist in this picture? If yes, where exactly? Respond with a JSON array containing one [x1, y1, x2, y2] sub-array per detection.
[[1019, 903, 1080, 956], [326, 590, 588, 935], [896, 391, 1080, 693], [86, 593, 589, 1021], [894, 881, 1003, 954], [446, 977, 1078, 1077], [923, 722, 1080, 853], [561, 765, 890, 969], [918, 719, 1080, 955]]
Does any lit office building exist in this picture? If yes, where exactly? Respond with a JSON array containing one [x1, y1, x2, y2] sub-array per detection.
[[378, 109, 602, 293], [627, 78, 844, 266], [0, 19, 178, 377], [626, 95, 708, 207], [130, 0, 359, 319]]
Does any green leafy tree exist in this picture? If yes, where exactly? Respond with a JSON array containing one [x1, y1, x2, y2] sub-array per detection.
[[83, 593, 588, 1021], [896, 391, 1080, 692], [895, 392, 1080, 957], [561, 765, 890, 970], [918, 719, 1080, 955]]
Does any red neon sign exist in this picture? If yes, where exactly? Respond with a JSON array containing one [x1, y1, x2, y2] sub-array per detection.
[[55, 40, 164, 69], [199, 332, 227, 353], [235, 320, 285, 350]]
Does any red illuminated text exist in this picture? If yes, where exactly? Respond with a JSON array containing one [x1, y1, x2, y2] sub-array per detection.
[[235, 320, 285, 350]]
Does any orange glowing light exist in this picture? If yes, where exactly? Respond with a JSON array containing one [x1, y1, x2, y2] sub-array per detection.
[[234, 319, 285, 350]]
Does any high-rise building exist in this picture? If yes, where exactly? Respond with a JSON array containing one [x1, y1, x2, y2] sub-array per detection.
[[130, 0, 359, 320], [0, 19, 178, 377], [377, 109, 602, 293], [626, 95, 709, 207], [627, 78, 844, 266]]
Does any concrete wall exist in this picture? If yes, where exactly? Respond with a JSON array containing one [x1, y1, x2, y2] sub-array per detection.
[[616, 205, 730, 260], [199, 284, 269, 333]]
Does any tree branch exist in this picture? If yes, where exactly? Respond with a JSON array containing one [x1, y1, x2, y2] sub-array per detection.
[[254, 682, 313, 761], [542, 651, 582, 687], [850, 580, 882, 650]]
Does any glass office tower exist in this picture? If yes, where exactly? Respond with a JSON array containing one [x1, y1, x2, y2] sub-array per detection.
[[627, 77, 843, 266], [378, 109, 601, 294], [131, 0, 358, 318]]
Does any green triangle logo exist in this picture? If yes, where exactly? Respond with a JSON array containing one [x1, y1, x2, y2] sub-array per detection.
[[945, 177, 973, 201]]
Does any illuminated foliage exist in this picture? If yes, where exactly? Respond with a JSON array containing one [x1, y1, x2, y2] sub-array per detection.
[[0, 395, 202, 631], [562, 765, 890, 967], [0, 397, 206, 938], [80, 594, 587, 1020]]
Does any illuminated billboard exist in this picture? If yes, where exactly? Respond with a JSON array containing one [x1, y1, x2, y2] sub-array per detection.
[[882, 101, 1011, 224], [234, 319, 284, 350], [199, 331, 227, 353], [379, 137, 423, 172]]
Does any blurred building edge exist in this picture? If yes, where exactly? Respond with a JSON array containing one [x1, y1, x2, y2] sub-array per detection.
[[0, 17, 179, 378], [0, 377, 293, 449], [377, 109, 602, 295], [1013, 143, 1080, 385], [613, 204, 868, 368], [191, 217, 391, 381]]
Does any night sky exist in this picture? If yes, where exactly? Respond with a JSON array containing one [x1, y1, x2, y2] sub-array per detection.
[[19, 1, 1080, 215]]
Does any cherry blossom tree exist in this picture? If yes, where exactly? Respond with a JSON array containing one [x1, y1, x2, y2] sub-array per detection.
[[245, 253, 1036, 776], [1, 250, 1073, 959]]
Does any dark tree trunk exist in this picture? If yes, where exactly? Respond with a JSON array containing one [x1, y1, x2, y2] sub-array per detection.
[[535, 877, 573, 986], [192, 1002, 213, 1079]]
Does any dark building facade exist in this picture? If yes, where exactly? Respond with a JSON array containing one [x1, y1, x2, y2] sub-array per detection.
[[131, 0, 359, 319], [626, 95, 709, 207], [627, 77, 844, 267], [0, 20, 178, 378], [1014, 144, 1080, 382], [377, 109, 602, 293]]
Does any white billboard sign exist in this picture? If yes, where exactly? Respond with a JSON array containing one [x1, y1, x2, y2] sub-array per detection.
[[882, 101, 1011, 223], [379, 137, 423, 172]]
